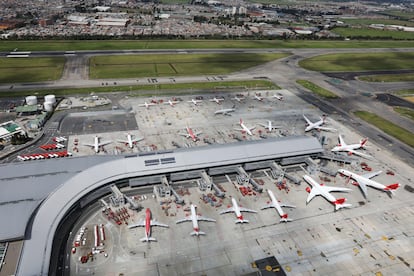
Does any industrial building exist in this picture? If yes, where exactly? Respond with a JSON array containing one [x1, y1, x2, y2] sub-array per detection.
[[0, 136, 323, 275]]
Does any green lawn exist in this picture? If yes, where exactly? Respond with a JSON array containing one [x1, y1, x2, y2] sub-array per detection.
[[341, 18, 414, 27], [90, 53, 289, 79], [332, 27, 414, 39], [299, 52, 414, 72], [394, 107, 414, 121], [0, 80, 277, 98], [0, 57, 65, 83], [1, 40, 413, 52], [296, 80, 339, 99], [395, 89, 414, 96], [354, 111, 414, 147], [359, 73, 414, 82]]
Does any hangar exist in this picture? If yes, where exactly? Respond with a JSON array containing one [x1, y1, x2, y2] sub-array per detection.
[[0, 136, 323, 275]]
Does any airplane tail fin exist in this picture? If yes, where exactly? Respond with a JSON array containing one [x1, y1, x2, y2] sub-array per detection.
[[334, 198, 352, 211], [360, 138, 369, 147], [236, 219, 249, 224], [384, 183, 400, 194], [191, 231, 206, 236], [240, 118, 243, 125], [280, 214, 292, 223], [140, 237, 156, 242]]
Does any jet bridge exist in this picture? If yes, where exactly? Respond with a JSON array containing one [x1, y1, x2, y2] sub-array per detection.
[[200, 170, 225, 198], [235, 166, 263, 193]]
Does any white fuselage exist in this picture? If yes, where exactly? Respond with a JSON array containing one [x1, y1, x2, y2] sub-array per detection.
[[127, 134, 133, 148], [339, 169, 385, 190], [190, 205, 200, 233], [332, 143, 361, 152], [231, 198, 243, 221], [240, 121, 253, 136], [93, 136, 100, 153], [267, 190, 285, 218], [305, 119, 324, 132], [304, 175, 336, 203]]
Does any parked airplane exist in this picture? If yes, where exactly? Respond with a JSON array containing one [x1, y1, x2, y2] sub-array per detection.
[[331, 135, 371, 159], [232, 95, 245, 102], [128, 208, 169, 242], [164, 99, 180, 107], [214, 108, 235, 116], [179, 126, 202, 142], [258, 121, 283, 132], [253, 94, 264, 101], [219, 197, 257, 223], [139, 102, 156, 109], [83, 135, 112, 153], [337, 169, 400, 198], [187, 99, 203, 106], [303, 175, 352, 211], [176, 204, 216, 236], [261, 189, 295, 222], [117, 133, 143, 148], [209, 97, 224, 104], [271, 94, 284, 101], [234, 119, 255, 136], [303, 114, 337, 132]]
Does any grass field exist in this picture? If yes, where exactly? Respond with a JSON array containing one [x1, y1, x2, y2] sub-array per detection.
[[1, 40, 413, 52], [296, 80, 339, 99], [359, 73, 414, 82], [299, 52, 414, 72], [0, 57, 65, 83], [0, 80, 277, 98], [332, 27, 414, 40], [90, 53, 289, 79], [395, 89, 414, 96], [394, 107, 414, 121], [354, 111, 414, 148], [341, 18, 414, 27]]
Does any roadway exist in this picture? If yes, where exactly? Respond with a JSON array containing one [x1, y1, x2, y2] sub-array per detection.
[[0, 47, 413, 166]]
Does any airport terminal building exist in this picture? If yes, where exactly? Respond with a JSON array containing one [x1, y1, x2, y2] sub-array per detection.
[[0, 136, 324, 275]]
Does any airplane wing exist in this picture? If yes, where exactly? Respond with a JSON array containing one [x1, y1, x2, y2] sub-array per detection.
[[82, 143, 95, 147], [116, 139, 128, 143], [127, 219, 145, 229], [233, 127, 244, 131], [280, 203, 296, 208], [303, 115, 312, 125], [261, 203, 274, 210], [238, 207, 257, 213], [219, 207, 235, 214], [132, 138, 144, 143], [350, 175, 368, 198], [324, 186, 352, 193], [306, 188, 320, 203], [362, 170, 382, 179], [150, 220, 169, 228], [98, 141, 112, 147], [338, 135, 346, 146], [258, 123, 267, 128], [195, 131, 203, 136], [196, 215, 216, 222], [316, 126, 337, 132], [178, 133, 189, 138], [347, 149, 373, 159], [175, 217, 192, 224]]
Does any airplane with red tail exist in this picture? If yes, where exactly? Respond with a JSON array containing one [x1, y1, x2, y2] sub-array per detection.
[[128, 208, 168, 242], [219, 197, 257, 223], [303, 175, 352, 211], [337, 169, 400, 198]]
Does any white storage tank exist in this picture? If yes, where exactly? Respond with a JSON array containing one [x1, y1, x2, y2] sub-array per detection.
[[25, 96, 37, 106], [44, 94, 56, 104], [44, 101, 54, 112]]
